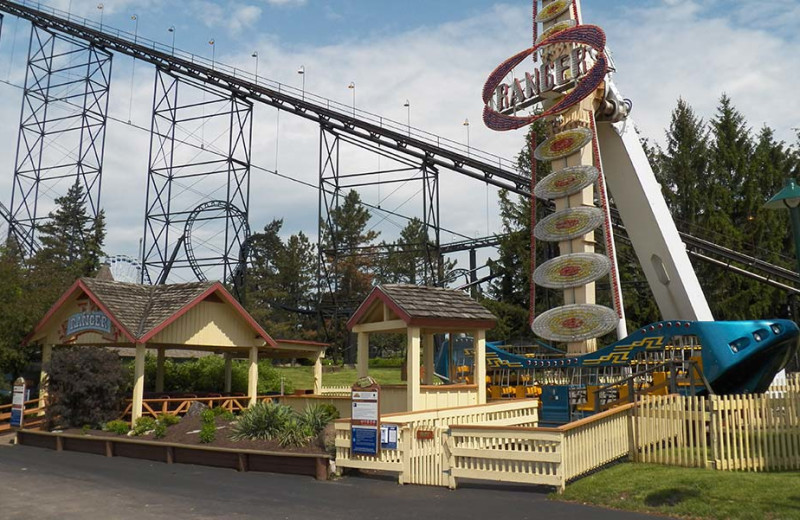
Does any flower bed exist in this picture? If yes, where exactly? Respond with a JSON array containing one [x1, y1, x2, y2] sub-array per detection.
[[17, 403, 338, 480], [16, 425, 331, 480]]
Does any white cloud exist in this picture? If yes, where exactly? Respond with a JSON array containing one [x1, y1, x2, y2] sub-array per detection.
[[189, 1, 263, 34], [264, 0, 307, 6], [0, 0, 797, 282]]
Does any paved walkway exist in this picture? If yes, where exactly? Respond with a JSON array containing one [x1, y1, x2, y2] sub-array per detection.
[[0, 441, 667, 519]]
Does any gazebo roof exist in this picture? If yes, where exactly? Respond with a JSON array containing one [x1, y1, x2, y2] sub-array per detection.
[[27, 278, 278, 348], [347, 284, 496, 332]]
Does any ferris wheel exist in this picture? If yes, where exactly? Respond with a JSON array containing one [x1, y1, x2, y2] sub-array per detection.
[[104, 254, 145, 283]]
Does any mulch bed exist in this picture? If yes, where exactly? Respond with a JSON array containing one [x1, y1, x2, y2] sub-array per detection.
[[62, 415, 332, 455]]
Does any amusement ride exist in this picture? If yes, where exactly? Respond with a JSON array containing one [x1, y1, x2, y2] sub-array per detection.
[[0, 0, 797, 427]]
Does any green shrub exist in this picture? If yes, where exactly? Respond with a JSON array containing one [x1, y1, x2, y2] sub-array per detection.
[[44, 347, 127, 429], [153, 422, 167, 439], [368, 357, 404, 368], [230, 401, 293, 441], [199, 422, 216, 443], [156, 413, 181, 427], [200, 408, 216, 425], [81, 424, 91, 435], [277, 417, 313, 448], [103, 420, 130, 435], [132, 416, 156, 436], [132, 355, 288, 395], [299, 403, 338, 436], [211, 407, 234, 421]]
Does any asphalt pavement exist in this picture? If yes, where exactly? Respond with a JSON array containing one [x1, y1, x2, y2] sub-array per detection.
[[0, 439, 667, 520]]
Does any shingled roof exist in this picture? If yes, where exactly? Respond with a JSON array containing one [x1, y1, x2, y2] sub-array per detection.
[[81, 278, 216, 337], [28, 277, 276, 346], [347, 284, 496, 331]]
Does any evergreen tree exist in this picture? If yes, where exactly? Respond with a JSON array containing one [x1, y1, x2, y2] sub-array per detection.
[[320, 190, 379, 306], [655, 98, 709, 228], [376, 217, 455, 286], [33, 180, 106, 286], [245, 220, 317, 339], [319, 190, 379, 360]]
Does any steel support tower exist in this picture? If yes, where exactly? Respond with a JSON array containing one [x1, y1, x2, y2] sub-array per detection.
[[142, 67, 253, 299], [317, 124, 441, 303], [9, 24, 111, 255]]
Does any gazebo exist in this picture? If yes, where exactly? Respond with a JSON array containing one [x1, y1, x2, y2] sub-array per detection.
[[347, 284, 497, 412], [26, 278, 327, 422]]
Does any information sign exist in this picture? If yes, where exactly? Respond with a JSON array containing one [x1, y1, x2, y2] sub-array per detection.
[[380, 424, 398, 450], [10, 378, 25, 428], [351, 377, 380, 455]]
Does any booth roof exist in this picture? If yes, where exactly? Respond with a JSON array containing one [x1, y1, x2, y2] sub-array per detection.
[[347, 283, 497, 330], [81, 278, 217, 338], [28, 277, 276, 348]]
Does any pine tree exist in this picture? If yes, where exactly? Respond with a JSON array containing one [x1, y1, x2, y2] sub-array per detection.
[[376, 217, 454, 285], [34, 180, 106, 280], [245, 220, 317, 339], [655, 98, 709, 229], [319, 190, 379, 361]]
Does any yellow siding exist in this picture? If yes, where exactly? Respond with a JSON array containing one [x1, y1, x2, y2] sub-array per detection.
[[150, 301, 258, 347]]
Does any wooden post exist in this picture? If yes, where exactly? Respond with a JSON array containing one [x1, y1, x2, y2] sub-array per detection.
[[357, 332, 369, 379], [407, 327, 421, 411], [132, 342, 146, 424], [224, 353, 232, 394], [474, 330, 486, 404], [248, 346, 258, 407], [155, 347, 166, 393], [423, 333, 435, 386], [312, 352, 323, 395], [448, 331, 456, 382], [39, 343, 53, 406]]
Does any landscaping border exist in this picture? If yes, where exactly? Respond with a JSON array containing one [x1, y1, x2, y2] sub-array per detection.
[[16, 430, 330, 480]]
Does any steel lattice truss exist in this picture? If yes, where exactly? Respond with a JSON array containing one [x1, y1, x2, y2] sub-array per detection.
[[143, 68, 252, 297], [9, 24, 111, 256], [0, 0, 793, 311]]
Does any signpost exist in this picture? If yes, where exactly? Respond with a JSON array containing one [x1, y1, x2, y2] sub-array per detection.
[[10, 377, 26, 429], [351, 377, 380, 455]]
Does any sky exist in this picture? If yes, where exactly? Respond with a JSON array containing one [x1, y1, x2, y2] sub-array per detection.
[[0, 0, 797, 284]]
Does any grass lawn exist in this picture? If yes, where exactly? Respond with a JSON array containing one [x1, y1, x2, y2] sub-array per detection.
[[557, 462, 800, 520], [275, 366, 405, 390]]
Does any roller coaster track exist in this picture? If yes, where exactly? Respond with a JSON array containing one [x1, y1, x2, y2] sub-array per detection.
[[1, 1, 795, 298], [439, 214, 800, 295], [0, 0, 524, 195]]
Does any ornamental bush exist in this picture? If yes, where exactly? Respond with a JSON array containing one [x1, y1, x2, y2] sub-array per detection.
[[298, 403, 338, 436], [44, 346, 127, 429], [230, 401, 293, 441]]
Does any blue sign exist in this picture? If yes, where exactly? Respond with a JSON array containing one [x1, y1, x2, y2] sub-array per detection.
[[10, 382, 25, 428], [10, 408, 22, 428], [380, 425, 398, 450], [352, 425, 379, 455], [65, 311, 112, 337]]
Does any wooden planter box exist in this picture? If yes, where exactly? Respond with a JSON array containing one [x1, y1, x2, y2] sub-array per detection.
[[15, 430, 330, 480]]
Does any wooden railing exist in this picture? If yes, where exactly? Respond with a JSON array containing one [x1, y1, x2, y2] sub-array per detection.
[[120, 395, 274, 420], [319, 386, 351, 397], [335, 400, 540, 486], [0, 398, 45, 433], [446, 403, 633, 491], [634, 389, 800, 471]]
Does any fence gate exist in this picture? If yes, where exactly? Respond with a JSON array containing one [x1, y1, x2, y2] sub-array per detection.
[[402, 425, 449, 487]]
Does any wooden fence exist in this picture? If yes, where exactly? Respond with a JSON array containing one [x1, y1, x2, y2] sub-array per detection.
[[446, 403, 634, 491], [0, 398, 45, 433], [635, 388, 800, 472], [120, 395, 273, 420], [335, 400, 540, 486]]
